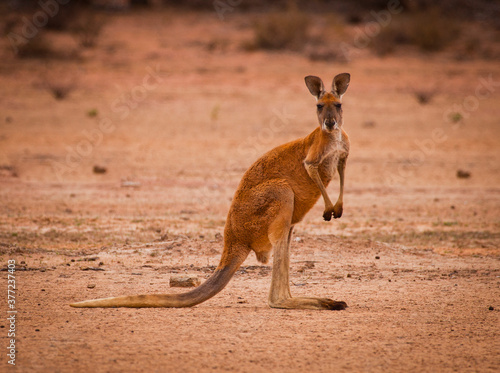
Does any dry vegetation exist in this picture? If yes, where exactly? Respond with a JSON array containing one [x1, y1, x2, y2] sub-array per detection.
[[370, 8, 462, 56], [2, 3, 107, 60], [251, 5, 310, 51]]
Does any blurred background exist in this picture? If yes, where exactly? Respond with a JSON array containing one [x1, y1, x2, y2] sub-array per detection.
[[0, 0, 499, 251]]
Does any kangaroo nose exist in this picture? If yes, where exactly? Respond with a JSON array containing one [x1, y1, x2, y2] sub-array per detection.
[[325, 120, 337, 129]]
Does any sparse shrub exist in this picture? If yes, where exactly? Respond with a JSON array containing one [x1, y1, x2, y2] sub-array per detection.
[[5, 14, 78, 59], [306, 46, 348, 63], [463, 35, 482, 56], [453, 29, 500, 61], [252, 7, 310, 50], [2, 14, 19, 35], [408, 8, 460, 52], [48, 82, 76, 100], [449, 112, 463, 123], [346, 13, 363, 25], [16, 33, 54, 58], [71, 11, 107, 48], [370, 27, 397, 56], [43, 77, 77, 100], [412, 88, 436, 105], [371, 8, 461, 55], [206, 38, 230, 53], [44, 3, 80, 32]]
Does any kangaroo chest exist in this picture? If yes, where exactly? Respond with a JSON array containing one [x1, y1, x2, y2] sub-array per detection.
[[318, 140, 347, 184]]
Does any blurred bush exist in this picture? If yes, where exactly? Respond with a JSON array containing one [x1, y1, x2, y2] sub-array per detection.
[[71, 11, 107, 48], [371, 8, 461, 55], [15, 32, 54, 58], [251, 6, 311, 51]]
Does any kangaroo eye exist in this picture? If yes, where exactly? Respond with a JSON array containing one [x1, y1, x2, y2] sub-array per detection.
[[316, 104, 324, 110], [335, 103, 342, 109]]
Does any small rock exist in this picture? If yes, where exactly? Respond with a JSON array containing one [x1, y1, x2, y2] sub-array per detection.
[[170, 276, 201, 288], [456, 170, 471, 179], [375, 256, 380, 260], [93, 165, 107, 174], [87, 284, 96, 289], [77, 257, 99, 262], [180, 209, 197, 215], [346, 273, 352, 278], [489, 306, 494, 311]]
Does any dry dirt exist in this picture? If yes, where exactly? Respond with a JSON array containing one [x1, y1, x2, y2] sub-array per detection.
[[0, 9, 499, 373]]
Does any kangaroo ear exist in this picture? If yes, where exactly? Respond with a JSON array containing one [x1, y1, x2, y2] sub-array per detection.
[[332, 73, 350, 98], [305, 76, 325, 99]]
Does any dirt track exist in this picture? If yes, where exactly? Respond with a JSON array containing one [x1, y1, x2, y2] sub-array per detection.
[[0, 9, 499, 373]]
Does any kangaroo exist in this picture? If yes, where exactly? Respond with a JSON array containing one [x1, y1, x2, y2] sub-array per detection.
[[71, 73, 350, 310]]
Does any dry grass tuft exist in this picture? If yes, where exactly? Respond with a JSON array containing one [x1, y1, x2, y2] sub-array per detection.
[[39, 69, 78, 100], [15, 33, 54, 59], [71, 11, 107, 48], [412, 88, 437, 105], [252, 7, 311, 51]]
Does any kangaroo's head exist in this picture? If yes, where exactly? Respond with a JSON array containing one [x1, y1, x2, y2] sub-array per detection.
[[304, 73, 350, 132]]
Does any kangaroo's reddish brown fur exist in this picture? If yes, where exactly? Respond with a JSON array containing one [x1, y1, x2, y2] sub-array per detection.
[[71, 73, 351, 310]]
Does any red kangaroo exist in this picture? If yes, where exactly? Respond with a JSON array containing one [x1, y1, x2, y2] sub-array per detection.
[[71, 73, 351, 310]]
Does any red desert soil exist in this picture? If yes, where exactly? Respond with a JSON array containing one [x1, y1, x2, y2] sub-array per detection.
[[0, 9, 499, 373]]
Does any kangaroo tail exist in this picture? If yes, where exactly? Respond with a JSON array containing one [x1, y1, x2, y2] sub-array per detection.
[[70, 246, 249, 308]]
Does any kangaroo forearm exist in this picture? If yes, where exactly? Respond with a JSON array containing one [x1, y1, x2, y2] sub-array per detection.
[[305, 163, 334, 207], [337, 157, 347, 203]]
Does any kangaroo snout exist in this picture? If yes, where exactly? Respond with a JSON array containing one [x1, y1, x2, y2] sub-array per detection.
[[323, 119, 338, 131]]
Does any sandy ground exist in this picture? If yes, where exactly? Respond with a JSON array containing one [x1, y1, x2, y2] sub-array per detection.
[[0, 9, 499, 373]]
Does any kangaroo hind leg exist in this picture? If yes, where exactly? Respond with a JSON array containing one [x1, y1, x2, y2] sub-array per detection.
[[268, 210, 347, 310]]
